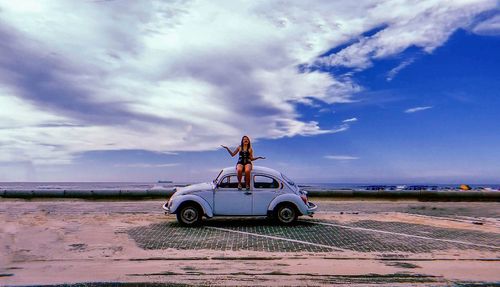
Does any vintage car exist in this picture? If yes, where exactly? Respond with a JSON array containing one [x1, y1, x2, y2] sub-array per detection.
[[163, 166, 317, 226]]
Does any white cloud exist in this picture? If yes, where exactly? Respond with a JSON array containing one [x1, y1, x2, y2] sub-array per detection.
[[405, 106, 433, 113], [113, 163, 179, 168], [325, 155, 359, 160], [315, 1, 496, 70], [342, 117, 358, 123], [0, 0, 496, 164], [472, 14, 500, 36], [318, 108, 333, 113], [386, 58, 415, 81]]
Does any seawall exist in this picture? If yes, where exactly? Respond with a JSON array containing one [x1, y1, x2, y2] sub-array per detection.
[[1, 188, 499, 201]]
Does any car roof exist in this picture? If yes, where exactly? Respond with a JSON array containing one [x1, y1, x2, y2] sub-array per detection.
[[221, 166, 282, 178]]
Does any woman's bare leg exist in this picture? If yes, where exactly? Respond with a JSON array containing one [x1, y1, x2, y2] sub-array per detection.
[[236, 164, 243, 189], [244, 164, 252, 189]]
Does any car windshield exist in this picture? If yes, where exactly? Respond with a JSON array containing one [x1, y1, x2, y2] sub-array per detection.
[[281, 173, 297, 189]]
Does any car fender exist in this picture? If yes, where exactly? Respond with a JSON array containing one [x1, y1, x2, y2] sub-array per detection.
[[267, 193, 308, 215], [170, 194, 214, 218]]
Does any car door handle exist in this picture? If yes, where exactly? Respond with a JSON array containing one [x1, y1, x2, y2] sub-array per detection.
[[244, 191, 252, 195]]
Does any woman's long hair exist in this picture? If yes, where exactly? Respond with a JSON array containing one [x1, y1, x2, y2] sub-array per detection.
[[240, 135, 251, 151]]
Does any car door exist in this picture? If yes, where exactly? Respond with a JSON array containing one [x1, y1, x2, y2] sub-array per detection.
[[252, 174, 280, 215], [214, 174, 252, 215]]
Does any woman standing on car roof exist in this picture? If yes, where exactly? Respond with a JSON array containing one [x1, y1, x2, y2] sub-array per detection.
[[221, 135, 265, 190]]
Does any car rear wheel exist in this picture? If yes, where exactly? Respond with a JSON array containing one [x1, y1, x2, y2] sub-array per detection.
[[177, 203, 202, 226], [274, 203, 298, 225]]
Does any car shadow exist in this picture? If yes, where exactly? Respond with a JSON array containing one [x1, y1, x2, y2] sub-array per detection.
[[168, 217, 316, 228]]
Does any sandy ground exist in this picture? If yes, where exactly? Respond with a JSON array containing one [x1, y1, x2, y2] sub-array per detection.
[[0, 199, 499, 286]]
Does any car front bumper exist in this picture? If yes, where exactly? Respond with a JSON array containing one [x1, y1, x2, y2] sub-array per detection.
[[162, 202, 171, 214], [306, 201, 318, 215]]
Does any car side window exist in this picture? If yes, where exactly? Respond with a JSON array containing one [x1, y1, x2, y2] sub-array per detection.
[[253, 175, 279, 189], [218, 175, 239, 189]]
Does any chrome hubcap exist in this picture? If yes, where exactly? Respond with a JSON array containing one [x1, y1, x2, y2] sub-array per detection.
[[182, 207, 197, 223], [279, 207, 294, 222]]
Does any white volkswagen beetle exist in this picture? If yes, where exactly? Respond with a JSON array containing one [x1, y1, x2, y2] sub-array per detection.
[[163, 166, 317, 226]]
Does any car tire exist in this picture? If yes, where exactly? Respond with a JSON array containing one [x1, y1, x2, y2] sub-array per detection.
[[176, 203, 202, 226], [274, 203, 298, 225]]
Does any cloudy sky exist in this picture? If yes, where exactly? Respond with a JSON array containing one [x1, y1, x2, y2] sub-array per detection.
[[0, 0, 499, 183]]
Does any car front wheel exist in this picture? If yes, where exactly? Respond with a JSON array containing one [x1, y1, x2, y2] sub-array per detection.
[[274, 203, 298, 225], [177, 203, 202, 226]]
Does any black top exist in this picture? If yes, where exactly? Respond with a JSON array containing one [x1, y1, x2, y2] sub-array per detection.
[[237, 147, 251, 165]]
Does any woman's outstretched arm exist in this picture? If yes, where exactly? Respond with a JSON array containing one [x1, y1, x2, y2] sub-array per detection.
[[249, 149, 266, 161], [221, 145, 240, 157]]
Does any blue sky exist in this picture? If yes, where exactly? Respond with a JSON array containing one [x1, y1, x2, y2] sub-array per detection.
[[0, 1, 499, 183]]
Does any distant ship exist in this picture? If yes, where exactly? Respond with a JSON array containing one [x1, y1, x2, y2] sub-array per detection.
[[157, 180, 173, 183]]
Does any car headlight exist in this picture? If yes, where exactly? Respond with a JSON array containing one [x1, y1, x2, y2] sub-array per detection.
[[169, 188, 178, 199]]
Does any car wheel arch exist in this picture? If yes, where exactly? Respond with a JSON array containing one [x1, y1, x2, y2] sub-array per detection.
[[267, 193, 307, 215], [177, 200, 203, 215], [171, 195, 214, 218], [274, 201, 299, 214]]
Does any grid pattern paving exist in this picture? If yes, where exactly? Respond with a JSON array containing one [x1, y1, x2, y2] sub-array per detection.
[[127, 221, 331, 252], [349, 220, 500, 248], [126, 218, 499, 253]]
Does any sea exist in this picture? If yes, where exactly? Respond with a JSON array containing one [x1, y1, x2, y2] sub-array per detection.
[[0, 182, 499, 191]]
